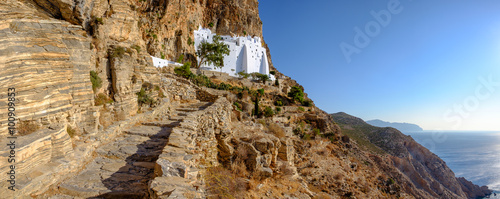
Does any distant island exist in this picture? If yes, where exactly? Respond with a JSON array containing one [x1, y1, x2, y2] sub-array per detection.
[[366, 119, 423, 132]]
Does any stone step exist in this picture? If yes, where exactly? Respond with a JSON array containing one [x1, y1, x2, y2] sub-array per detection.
[[150, 176, 197, 198], [52, 99, 213, 198], [124, 125, 171, 137], [168, 116, 184, 122], [142, 120, 180, 128], [175, 107, 201, 112]]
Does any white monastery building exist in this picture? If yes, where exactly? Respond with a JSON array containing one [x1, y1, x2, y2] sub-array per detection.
[[193, 26, 275, 80], [150, 26, 274, 81], [150, 56, 182, 68]]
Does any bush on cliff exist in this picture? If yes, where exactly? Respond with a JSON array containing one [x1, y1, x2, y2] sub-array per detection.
[[264, 106, 274, 117], [174, 62, 193, 79], [136, 88, 155, 107], [288, 86, 304, 103], [90, 70, 102, 92]]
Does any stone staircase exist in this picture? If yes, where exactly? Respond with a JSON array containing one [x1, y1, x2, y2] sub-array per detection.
[[49, 101, 212, 199]]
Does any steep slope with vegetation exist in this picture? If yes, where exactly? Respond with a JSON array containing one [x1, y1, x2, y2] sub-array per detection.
[[0, 0, 492, 198]]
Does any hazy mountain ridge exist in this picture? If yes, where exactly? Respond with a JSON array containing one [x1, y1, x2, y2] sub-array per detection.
[[367, 119, 424, 132]]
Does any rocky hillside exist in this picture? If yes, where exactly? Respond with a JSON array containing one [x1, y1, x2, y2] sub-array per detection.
[[332, 112, 492, 199], [0, 0, 493, 198]]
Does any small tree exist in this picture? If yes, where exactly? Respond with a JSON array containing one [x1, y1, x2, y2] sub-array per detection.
[[237, 71, 250, 79], [251, 73, 269, 84], [257, 73, 269, 84], [253, 97, 260, 117], [196, 35, 230, 72]]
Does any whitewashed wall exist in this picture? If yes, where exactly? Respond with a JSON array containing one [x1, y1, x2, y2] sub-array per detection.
[[193, 26, 275, 81]]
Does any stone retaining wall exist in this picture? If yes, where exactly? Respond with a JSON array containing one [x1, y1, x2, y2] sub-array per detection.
[[150, 97, 233, 198]]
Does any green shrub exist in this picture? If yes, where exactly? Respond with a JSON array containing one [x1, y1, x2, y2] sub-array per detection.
[[111, 46, 126, 58], [113, 47, 126, 57], [217, 82, 232, 90], [90, 70, 102, 92], [302, 100, 312, 107], [95, 17, 103, 24], [257, 88, 264, 96], [243, 30, 247, 35], [270, 71, 276, 75], [263, 106, 274, 117], [177, 54, 184, 63], [288, 86, 304, 103], [187, 37, 193, 45], [303, 133, 311, 140], [190, 74, 214, 88], [275, 107, 281, 113], [275, 79, 279, 86], [131, 45, 141, 53], [233, 102, 242, 111], [160, 52, 165, 59], [136, 88, 155, 106], [313, 128, 320, 136], [252, 73, 269, 84], [298, 107, 305, 112], [174, 62, 193, 78], [208, 22, 214, 27], [237, 71, 250, 79], [274, 99, 283, 106]]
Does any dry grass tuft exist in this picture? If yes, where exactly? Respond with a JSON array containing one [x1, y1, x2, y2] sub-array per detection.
[[205, 166, 246, 199], [67, 125, 78, 138], [268, 123, 285, 138], [17, 120, 39, 136]]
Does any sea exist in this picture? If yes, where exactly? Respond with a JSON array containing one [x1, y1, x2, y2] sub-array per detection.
[[404, 131, 500, 198]]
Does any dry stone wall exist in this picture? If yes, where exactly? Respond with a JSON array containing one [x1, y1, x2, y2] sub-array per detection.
[[150, 97, 232, 198]]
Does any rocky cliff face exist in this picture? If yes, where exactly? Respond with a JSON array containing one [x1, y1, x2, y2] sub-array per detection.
[[0, 0, 492, 198], [0, 0, 97, 136], [331, 112, 493, 199]]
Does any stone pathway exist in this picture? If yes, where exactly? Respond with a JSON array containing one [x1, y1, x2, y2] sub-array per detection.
[[53, 101, 211, 199]]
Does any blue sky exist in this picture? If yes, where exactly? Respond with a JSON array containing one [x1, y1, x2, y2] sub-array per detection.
[[259, 0, 500, 131]]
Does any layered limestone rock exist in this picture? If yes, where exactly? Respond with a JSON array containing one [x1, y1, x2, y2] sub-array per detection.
[[0, 125, 74, 198], [0, 0, 96, 136]]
